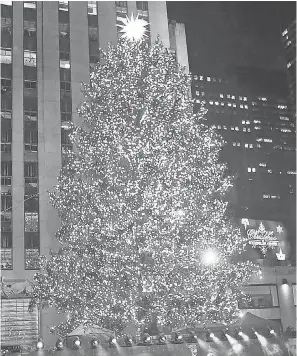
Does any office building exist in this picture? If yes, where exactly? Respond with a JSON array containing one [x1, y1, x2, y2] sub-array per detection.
[[0, 0, 179, 349], [192, 68, 296, 229], [281, 19, 296, 114]]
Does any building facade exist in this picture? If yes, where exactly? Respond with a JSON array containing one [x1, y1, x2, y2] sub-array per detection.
[[192, 68, 296, 232], [0, 0, 175, 349], [281, 19, 296, 114]]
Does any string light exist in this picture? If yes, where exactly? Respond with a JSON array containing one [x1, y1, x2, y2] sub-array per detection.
[[30, 35, 259, 336]]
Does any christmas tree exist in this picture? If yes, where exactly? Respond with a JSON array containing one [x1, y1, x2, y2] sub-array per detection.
[[30, 19, 258, 336]]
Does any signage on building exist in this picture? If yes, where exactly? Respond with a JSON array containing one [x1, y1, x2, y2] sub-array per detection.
[[241, 219, 287, 255]]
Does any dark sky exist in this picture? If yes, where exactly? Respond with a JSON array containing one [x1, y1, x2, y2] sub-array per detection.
[[166, 2, 296, 74]]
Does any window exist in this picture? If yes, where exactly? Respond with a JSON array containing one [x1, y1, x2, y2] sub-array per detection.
[[293, 285, 296, 306], [1, 17, 12, 34], [136, 1, 148, 11], [1, 195, 12, 212], [1, 127, 12, 152], [1, 232, 12, 269], [59, 0, 69, 11], [24, 1, 36, 8], [1, 110, 12, 120], [1, 299, 39, 344], [115, 1, 127, 8], [87, 1, 97, 15], [59, 22, 69, 37], [24, 110, 37, 122], [24, 50, 36, 67], [60, 51, 70, 68], [0, 47, 12, 64], [24, 20, 36, 36], [238, 285, 278, 309], [60, 81, 71, 91], [24, 79, 37, 89], [25, 213, 38, 232], [1, 161, 12, 186], [24, 128, 38, 152], [24, 162, 38, 178], [88, 26, 98, 41]]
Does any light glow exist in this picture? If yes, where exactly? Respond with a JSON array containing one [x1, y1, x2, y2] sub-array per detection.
[[117, 13, 149, 41]]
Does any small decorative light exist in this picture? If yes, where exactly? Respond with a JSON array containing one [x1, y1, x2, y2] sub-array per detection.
[[124, 334, 133, 347], [141, 333, 152, 344], [90, 338, 99, 348], [73, 336, 81, 349], [55, 338, 64, 351], [109, 336, 117, 348], [188, 331, 198, 343], [36, 338, 44, 350], [209, 332, 215, 339], [157, 334, 166, 345], [173, 332, 183, 344]]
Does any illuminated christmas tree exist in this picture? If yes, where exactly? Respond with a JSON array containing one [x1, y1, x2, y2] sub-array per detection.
[[30, 17, 259, 336]]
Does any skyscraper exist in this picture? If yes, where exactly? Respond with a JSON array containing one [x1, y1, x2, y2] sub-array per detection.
[[192, 67, 296, 240], [0, 0, 176, 348], [281, 18, 296, 114]]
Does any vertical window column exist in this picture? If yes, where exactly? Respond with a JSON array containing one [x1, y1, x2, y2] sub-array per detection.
[[136, 1, 150, 43], [1, 1, 13, 270], [88, 1, 99, 67], [23, 2, 39, 270], [115, 1, 128, 39], [59, 0, 72, 155]]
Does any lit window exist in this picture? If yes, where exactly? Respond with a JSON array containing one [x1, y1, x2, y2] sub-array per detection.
[[201, 92, 205, 96], [0, 0, 12, 4], [59, 0, 69, 11], [233, 103, 236, 107], [215, 101, 219, 105], [263, 138, 272, 143], [278, 105, 287, 109], [268, 169, 272, 173], [255, 126, 261, 130], [217, 125, 221, 129], [287, 62, 292, 68], [249, 144, 253, 148], [282, 29, 288, 36], [209, 101, 213, 105], [240, 104, 244, 108], [24, 1, 36, 9], [248, 167, 251, 172], [245, 143, 248, 148], [227, 94, 230, 99], [237, 142, 240, 146], [252, 168, 256, 172], [243, 128, 246, 132], [242, 120, 245, 124], [235, 127, 239, 131], [231, 127, 234, 131], [223, 126, 227, 130], [0, 48, 12, 64], [220, 94, 224, 98], [199, 76, 203, 80], [281, 128, 291, 132], [244, 105, 248, 109], [221, 102, 224, 106], [259, 163, 266, 167], [231, 95, 235, 99], [287, 171, 296, 175], [247, 128, 251, 132], [243, 97, 247, 101], [24, 50, 36, 67], [233, 142, 236, 146], [196, 91, 200, 96], [60, 52, 70, 69], [257, 144, 261, 148], [196, 99, 200, 104], [246, 120, 250, 124], [228, 103, 232, 107], [207, 77, 211, 81], [263, 194, 270, 199], [280, 116, 289, 121], [193, 75, 198, 80], [87, 1, 97, 15], [254, 120, 261, 123]]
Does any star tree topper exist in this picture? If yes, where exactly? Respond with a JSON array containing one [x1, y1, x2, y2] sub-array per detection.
[[116, 13, 149, 41]]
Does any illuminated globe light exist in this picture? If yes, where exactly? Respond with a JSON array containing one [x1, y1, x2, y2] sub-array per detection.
[[202, 249, 219, 266], [109, 336, 117, 348], [116, 13, 149, 41], [55, 338, 64, 351], [157, 334, 166, 345], [90, 338, 99, 349], [73, 336, 81, 349], [36, 338, 44, 350]]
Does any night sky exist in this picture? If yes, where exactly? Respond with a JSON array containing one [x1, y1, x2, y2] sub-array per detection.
[[167, 1, 296, 74]]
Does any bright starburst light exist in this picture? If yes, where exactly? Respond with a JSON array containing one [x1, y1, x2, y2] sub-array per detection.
[[117, 13, 149, 41]]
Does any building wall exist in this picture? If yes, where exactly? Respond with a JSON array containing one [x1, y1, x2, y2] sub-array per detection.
[[169, 21, 189, 73]]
